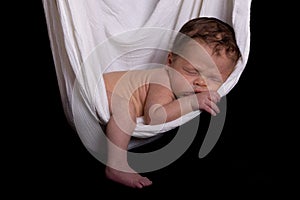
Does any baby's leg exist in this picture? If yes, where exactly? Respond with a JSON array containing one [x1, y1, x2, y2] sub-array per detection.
[[105, 100, 152, 188]]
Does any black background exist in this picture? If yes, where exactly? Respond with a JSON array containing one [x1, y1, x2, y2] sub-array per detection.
[[10, 0, 292, 197]]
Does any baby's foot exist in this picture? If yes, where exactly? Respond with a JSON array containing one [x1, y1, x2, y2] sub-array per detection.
[[105, 166, 152, 189]]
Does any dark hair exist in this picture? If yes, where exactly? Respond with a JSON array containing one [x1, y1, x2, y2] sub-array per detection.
[[172, 17, 241, 64]]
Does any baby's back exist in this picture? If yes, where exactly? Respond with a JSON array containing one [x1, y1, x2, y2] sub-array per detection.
[[103, 67, 169, 116]]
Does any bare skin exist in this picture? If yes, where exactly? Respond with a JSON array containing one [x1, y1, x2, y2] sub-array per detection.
[[103, 40, 236, 188], [105, 115, 152, 188]]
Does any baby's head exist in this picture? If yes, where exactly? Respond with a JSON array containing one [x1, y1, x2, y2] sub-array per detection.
[[169, 17, 241, 83]]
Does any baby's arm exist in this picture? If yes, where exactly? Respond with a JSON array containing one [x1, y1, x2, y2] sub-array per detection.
[[143, 84, 220, 125]]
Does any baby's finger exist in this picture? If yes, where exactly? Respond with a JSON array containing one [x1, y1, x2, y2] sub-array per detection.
[[201, 102, 217, 116], [210, 102, 220, 114], [201, 106, 216, 116], [208, 91, 221, 103], [205, 101, 220, 116]]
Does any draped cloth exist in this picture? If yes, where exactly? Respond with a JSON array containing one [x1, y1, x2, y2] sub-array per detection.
[[42, 0, 251, 152]]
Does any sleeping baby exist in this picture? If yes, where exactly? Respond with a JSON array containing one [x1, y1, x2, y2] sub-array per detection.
[[102, 17, 241, 188]]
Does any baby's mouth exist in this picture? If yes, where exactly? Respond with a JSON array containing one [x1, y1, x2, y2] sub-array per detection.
[[175, 87, 205, 98], [193, 86, 209, 93], [178, 91, 196, 97], [179, 88, 208, 97], [185, 91, 196, 95]]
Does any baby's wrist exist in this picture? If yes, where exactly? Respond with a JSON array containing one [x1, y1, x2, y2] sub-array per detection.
[[189, 95, 199, 111], [178, 95, 198, 113]]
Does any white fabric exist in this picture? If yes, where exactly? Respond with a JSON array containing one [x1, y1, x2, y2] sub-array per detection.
[[42, 0, 251, 150]]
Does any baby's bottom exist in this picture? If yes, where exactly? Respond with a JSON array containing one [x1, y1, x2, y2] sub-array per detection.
[[105, 96, 152, 188]]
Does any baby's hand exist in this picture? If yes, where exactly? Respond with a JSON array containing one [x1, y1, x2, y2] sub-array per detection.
[[194, 91, 221, 116]]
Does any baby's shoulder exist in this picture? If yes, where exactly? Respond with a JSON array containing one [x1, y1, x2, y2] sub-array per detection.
[[148, 67, 170, 86]]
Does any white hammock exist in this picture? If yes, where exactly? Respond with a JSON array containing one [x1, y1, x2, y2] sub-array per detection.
[[42, 0, 251, 153]]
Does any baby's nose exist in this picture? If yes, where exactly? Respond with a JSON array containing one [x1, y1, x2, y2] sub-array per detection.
[[194, 77, 207, 86], [193, 79, 207, 92]]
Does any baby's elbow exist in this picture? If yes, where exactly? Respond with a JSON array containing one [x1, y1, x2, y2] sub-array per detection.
[[144, 115, 164, 125], [144, 113, 167, 125], [144, 104, 167, 125]]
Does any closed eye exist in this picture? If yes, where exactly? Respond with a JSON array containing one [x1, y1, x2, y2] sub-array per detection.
[[209, 76, 223, 83], [183, 66, 199, 75]]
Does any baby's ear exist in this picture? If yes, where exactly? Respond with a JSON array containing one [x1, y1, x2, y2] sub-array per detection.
[[167, 52, 173, 66]]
